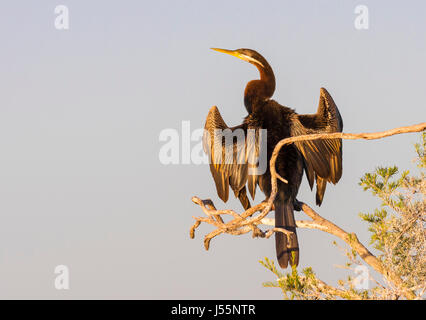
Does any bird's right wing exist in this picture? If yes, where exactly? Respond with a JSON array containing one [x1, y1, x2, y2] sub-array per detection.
[[203, 106, 258, 203]]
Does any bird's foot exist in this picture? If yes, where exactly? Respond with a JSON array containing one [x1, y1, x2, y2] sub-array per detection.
[[293, 199, 302, 212]]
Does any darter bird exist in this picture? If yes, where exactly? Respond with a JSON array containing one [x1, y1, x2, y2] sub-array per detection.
[[203, 48, 343, 268]]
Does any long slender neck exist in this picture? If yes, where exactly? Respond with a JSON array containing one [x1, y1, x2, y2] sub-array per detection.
[[244, 62, 275, 114]]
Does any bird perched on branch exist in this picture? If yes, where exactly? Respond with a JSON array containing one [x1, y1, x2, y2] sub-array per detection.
[[203, 48, 343, 268]]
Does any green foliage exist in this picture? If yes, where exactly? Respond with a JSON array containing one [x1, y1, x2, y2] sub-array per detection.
[[261, 133, 425, 299], [259, 257, 320, 300], [414, 132, 426, 168], [358, 133, 425, 292]]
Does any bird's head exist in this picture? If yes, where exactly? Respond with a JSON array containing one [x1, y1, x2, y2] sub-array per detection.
[[211, 47, 275, 112]]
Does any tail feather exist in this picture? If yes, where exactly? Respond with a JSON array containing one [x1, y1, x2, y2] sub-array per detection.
[[274, 200, 299, 268]]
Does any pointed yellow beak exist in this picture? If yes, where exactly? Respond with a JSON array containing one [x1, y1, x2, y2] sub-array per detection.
[[211, 48, 240, 58], [210, 48, 264, 68]]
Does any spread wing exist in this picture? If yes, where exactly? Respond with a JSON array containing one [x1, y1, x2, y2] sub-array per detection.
[[203, 106, 261, 203], [291, 88, 343, 205]]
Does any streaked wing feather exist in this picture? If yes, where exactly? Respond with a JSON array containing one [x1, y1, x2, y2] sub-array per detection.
[[292, 88, 343, 204], [203, 106, 255, 203]]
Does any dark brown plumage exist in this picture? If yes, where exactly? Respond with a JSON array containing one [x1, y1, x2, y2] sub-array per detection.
[[203, 48, 343, 268]]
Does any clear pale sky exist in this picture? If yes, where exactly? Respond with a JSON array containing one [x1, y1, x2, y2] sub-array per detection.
[[0, 0, 425, 299]]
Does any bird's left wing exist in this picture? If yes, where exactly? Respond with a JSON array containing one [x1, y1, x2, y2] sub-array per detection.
[[291, 88, 343, 205]]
